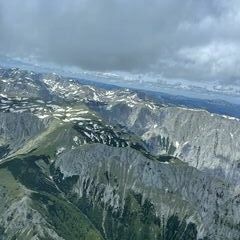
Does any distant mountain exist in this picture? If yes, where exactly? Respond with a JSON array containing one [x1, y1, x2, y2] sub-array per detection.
[[1, 55, 239, 114], [0, 67, 239, 240], [134, 89, 240, 119]]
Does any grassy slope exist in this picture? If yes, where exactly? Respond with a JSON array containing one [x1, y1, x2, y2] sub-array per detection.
[[0, 152, 104, 240]]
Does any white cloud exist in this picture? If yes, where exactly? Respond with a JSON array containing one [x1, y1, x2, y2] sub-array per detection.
[[178, 42, 240, 78]]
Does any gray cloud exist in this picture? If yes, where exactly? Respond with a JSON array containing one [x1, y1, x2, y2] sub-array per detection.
[[0, 0, 240, 83]]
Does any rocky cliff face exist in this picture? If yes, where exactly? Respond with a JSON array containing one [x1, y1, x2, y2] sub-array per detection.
[[54, 144, 239, 239], [95, 103, 240, 188], [0, 67, 239, 240]]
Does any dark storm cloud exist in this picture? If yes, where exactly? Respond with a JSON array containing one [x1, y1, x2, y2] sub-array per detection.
[[0, 0, 240, 83]]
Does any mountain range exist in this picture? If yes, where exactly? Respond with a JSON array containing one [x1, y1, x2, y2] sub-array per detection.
[[0, 66, 239, 240]]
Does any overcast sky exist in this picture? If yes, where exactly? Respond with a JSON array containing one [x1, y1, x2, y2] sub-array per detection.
[[0, 0, 240, 85]]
